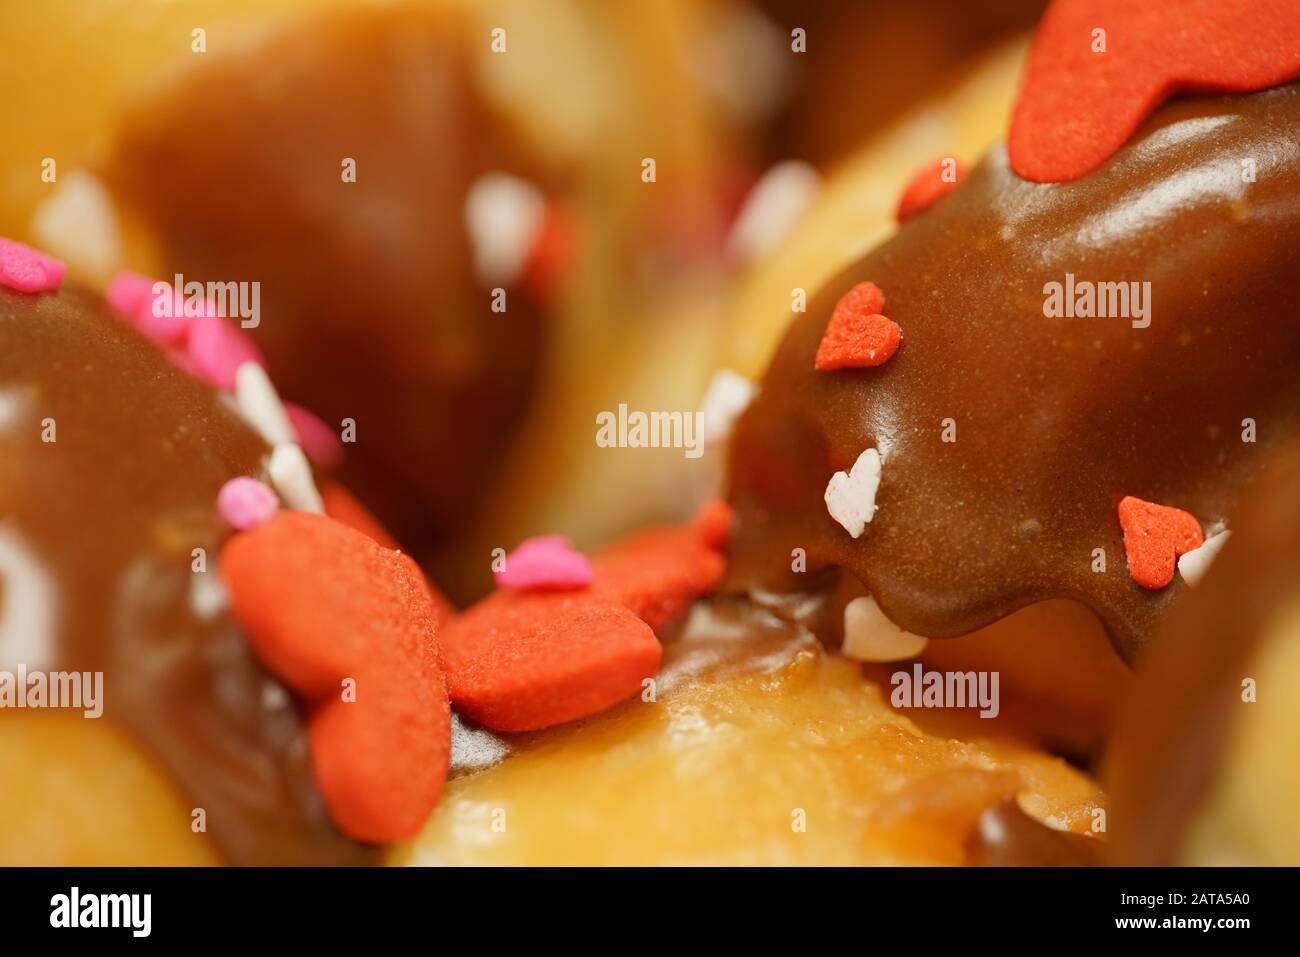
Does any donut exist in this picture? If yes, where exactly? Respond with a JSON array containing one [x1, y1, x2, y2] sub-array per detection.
[[0, 275, 384, 863], [4, 0, 1300, 869]]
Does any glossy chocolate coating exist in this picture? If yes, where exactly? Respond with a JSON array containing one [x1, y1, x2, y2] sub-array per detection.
[[727, 84, 1300, 660], [1105, 445, 1300, 865], [105, 6, 544, 554], [0, 286, 372, 865], [965, 799, 1099, 867]]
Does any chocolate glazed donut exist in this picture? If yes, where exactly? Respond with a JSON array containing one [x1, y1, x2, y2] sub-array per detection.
[[0, 286, 373, 865], [726, 84, 1300, 661]]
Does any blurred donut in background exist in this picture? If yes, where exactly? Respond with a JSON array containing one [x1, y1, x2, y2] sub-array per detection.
[[745, 0, 1047, 167], [103, 5, 550, 559], [2, 0, 744, 600]]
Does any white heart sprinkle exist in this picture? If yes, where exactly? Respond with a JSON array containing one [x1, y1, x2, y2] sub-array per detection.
[[30, 170, 123, 284], [824, 447, 881, 538], [841, 595, 929, 663], [0, 526, 57, 670], [1177, 528, 1231, 587], [726, 160, 820, 263], [464, 173, 546, 286], [699, 369, 757, 445], [188, 570, 229, 621]]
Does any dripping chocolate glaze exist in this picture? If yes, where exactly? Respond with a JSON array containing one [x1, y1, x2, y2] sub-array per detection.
[[965, 799, 1100, 867], [0, 287, 373, 865], [726, 83, 1300, 661]]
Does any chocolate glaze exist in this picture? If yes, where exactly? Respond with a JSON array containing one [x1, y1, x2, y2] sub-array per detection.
[[965, 799, 1100, 867], [0, 286, 372, 865], [105, 6, 544, 556], [1105, 445, 1300, 865], [727, 84, 1300, 660]]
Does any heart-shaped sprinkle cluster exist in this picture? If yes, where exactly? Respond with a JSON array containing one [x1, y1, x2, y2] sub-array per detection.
[[106, 271, 269, 390], [439, 500, 731, 732], [102, 270, 344, 534], [815, 281, 901, 371], [221, 511, 451, 842]]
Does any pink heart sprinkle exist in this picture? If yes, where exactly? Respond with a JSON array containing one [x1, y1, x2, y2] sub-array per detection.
[[495, 534, 593, 591], [187, 313, 266, 392], [285, 402, 345, 468], [105, 271, 156, 320], [107, 273, 189, 343], [135, 282, 192, 345], [217, 477, 280, 530], [165, 346, 204, 379], [0, 238, 66, 294]]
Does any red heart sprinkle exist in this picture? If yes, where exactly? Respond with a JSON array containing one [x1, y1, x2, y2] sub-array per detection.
[[1118, 495, 1204, 590], [1010, 0, 1300, 183], [439, 501, 729, 732], [692, 497, 733, 552], [439, 597, 661, 734], [522, 199, 577, 304], [221, 512, 450, 842], [815, 282, 901, 371], [897, 157, 963, 223], [319, 480, 401, 551], [318, 481, 459, 621]]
